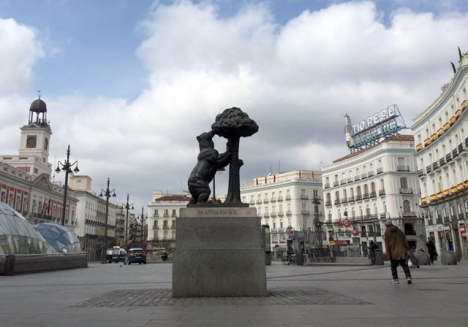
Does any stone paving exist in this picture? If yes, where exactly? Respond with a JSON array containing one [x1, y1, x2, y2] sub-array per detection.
[[73, 287, 369, 307], [0, 260, 467, 327]]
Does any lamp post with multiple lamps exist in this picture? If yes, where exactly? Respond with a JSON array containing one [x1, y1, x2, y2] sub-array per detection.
[[55, 145, 79, 226], [122, 194, 134, 249], [100, 178, 116, 264], [138, 206, 148, 247]]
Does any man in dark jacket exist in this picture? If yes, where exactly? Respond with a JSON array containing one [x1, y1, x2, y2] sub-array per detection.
[[384, 220, 412, 284], [426, 237, 436, 264]]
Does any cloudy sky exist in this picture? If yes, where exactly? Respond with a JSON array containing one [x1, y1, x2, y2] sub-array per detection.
[[1, 0, 468, 212]]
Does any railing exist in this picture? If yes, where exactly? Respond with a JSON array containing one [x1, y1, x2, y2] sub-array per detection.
[[432, 162, 439, 170], [426, 165, 432, 173], [417, 169, 424, 177], [301, 210, 310, 216], [361, 173, 368, 179], [354, 176, 361, 181], [278, 211, 284, 217], [369, 191, 376, 198], [333, 181, 339, 186], [400, 188, 413, 194], [341, 198, 348, 204], [300, 195, 309, 200], [270, 198, 276, 203], [348, 178, 353, 183], [286, 196, 291, 201], [379, 189, 385, 196], [363, 193, 369, 199], [397, 165, 409, 171], [368, 170, 375, 177], [325, 201, 332, 206], [341, 179, 347, 185], [270, 213, 277, 218], [348, 196, 355, 202], [277, 197, 283, 202], [263, 213, 269, 218], [256, 200, 262, 204], [446, 153, 452, 162], [263, 199, 269, 203], [334, 200, 341, 205], [377, 167, 383, 174], [324, 183, 330, 189], [439, 158, 445, 166], [286, 211, 292, 216], [355, 195, 362, 201], [452, 148, 459, 158]]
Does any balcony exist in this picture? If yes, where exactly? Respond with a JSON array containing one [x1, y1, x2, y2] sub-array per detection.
[[417, 169, 424, 177], [301, 210, 310, 216], [263, 199, 269, 204], [458, 143, 464, 153], [369, 191, 376, 198], [270, 198, 276, 203], [355, 195, 362, 201], [340, 198, 347, 204], [340, 179, 347, 185], [432, 162, 439, 170], [334, 200, 341, 205], [286, 196, 291, 201], [348, 196, 355, 202], [363, 193, 369, 199], [354, 176, 361, 181], [300, 195, 309, 200], [333, 181, 339, 186], [426, 165, 432, 173], [397, 165, 409, 171], [379, 189, 385, 196], [256, 200, 262, 204], [278, 211, 284, 217], [377, 167, 383, 174], [270, 212, 277, 218], [361, 173, 368, 179], [277, 197, 283, 202], [347, 178, 353, 183], [263, 213, 269, 218], [324, 183, 330, 189], [249, 201, 255, 205], [325, 200, 332, 206], [446, 153, 452, 163], [368, 170, 375, 177], [439, 158, 446, 166], [402, 211, 416, 217], [400, 188, 413, 194], [286, 211, 292, 216], [452, 148, 459, 159]]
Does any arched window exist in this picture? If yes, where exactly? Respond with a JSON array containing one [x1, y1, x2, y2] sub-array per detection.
[[403, 200, 411, 213]]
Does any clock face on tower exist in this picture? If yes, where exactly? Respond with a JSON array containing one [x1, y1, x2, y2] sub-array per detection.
[[26, 136, 37, 148]]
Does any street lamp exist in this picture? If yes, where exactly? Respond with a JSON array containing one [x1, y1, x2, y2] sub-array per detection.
[[122, 194, 134, 248], [99, 177, 116, 264], [55, 145, 79, 226], [137, 206, 148, 246]]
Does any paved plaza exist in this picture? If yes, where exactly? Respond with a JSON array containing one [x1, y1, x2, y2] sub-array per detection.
[[0, 260, 467, 327]]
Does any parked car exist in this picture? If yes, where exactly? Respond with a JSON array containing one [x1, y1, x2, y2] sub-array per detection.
[[127, 247, 146, 265], [111, 247, 127, 264]]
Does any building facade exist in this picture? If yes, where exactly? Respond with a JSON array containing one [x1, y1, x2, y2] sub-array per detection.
[[322, 135, 424, 255], [412, 50, 468, 259], [240, 170, 323, 251], [146, 190, 191, 250]]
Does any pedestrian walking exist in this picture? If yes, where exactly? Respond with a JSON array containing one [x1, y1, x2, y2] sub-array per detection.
[[426, 237, 436, 264], [384, 220, 412, 284]]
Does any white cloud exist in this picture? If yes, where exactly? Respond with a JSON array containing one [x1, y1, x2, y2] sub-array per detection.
[[0, 18, 44, 95]]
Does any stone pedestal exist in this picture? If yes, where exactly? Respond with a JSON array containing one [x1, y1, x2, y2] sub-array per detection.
[[172, 207, 267, 298]]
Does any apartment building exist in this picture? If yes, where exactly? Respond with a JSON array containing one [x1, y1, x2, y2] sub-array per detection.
[[412, 49, 468, 259], [240, 170, 323, 251], [322, 134, 424, 254]]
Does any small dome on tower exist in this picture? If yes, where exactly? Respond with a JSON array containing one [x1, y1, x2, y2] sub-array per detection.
[[30, 98, 47, 113]]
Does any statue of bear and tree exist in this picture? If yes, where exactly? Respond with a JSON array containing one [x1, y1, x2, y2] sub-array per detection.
[[187, 130, 231, 205], [211, 107, 258, 205], [188, 107, 258, 206]]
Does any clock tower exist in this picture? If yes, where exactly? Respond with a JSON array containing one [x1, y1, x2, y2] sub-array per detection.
[[16, 97, 53, 176]]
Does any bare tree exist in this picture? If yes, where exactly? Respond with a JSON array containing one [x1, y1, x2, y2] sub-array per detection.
[[212, 107, 258, 205]]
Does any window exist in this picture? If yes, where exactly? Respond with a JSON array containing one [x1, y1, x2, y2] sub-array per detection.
[[400, 177, 408, 189], [164, 209, 169, 217]]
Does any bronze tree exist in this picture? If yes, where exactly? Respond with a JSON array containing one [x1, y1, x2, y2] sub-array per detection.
[[211, 107, 258, 205]]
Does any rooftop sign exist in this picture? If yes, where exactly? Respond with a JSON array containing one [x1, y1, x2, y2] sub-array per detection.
[[344, 104, 406, 152]]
